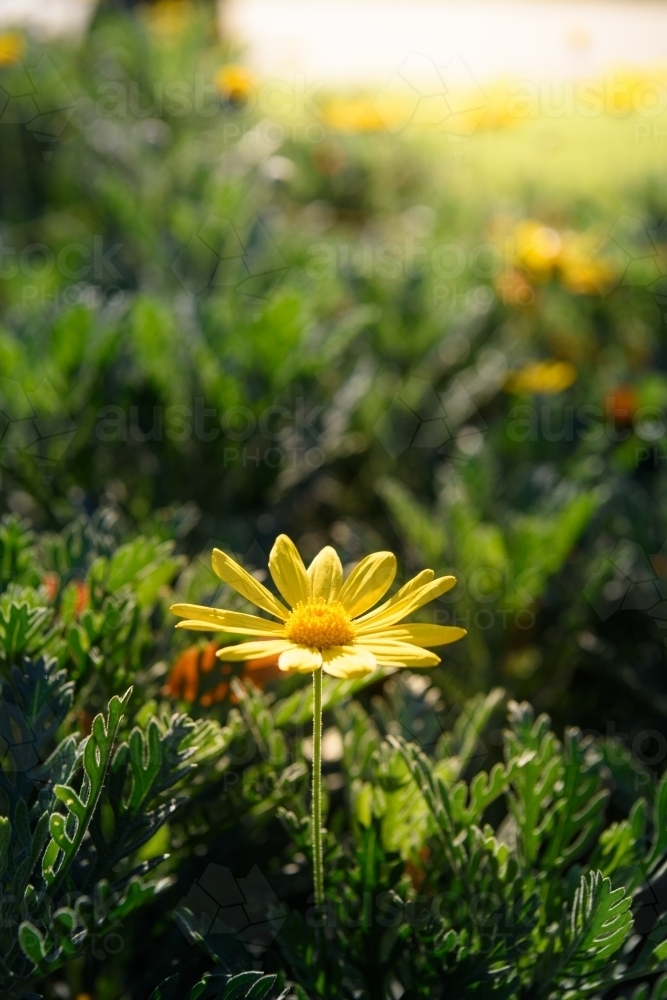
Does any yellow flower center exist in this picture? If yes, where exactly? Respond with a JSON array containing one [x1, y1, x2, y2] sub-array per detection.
[[284, 600, 355, 649]]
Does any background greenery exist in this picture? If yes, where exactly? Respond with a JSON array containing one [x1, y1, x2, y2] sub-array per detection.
[[3, 1, 667, 997]]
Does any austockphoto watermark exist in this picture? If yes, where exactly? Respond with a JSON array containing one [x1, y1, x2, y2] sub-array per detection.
[[308, 890, 528, 935], [429, 567, 541, 631], [507, 403, 667, 449], [0, 885, 125, 959], [306, 212, 667, 310], [636, 121, 667, 144], [95, 401, 328, 472], [305, 237, 512, 283], [302, 230, 627, 297], [496, 74, 667, 120], [0, 236, 124, 305], [582, 722, 667, 779], [95, 399, 324, 446], [377, 57, 667, 134], [94, 73, 324, 126]]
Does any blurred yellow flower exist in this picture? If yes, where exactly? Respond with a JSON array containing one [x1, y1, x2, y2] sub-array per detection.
[[143, 0, 193, 38], [558, 233, 617, 295], [171, 535, 465, 680], [322, 97, 387, 133], [514, 220, 562, 282], [507, 218, 617, 295], [214, 64, 256, 104], [477, 81, 525, 130], [505, 360, 578, 395], [604, 68, 667, 116], [0, 31, 25, 67], [321, 89, 487, 136]]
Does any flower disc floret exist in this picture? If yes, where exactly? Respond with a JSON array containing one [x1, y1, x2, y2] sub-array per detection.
[[285, 600, 355, 650]]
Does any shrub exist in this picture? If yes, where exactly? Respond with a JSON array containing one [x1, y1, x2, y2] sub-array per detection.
[[2, 513, 667, 998]]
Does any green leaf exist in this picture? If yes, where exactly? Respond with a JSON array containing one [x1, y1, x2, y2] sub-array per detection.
[[562, 870, 633, 975], [149, 973, 180, 1000], [646, 773, 667, 872], [504, 700, 561, 865], [18, 922, 47, 967], [0, 816, 10, 878], [542, 727, 609, 871], [126, 722, 164, 815], [222, 973, 278, 1000], [42, 687, 132, 888]]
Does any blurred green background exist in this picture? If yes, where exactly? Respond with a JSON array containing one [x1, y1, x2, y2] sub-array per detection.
[[2, 0, 667, 748]]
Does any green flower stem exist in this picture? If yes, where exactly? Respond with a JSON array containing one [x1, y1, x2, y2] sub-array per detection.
[[312, 665, 324, 908]]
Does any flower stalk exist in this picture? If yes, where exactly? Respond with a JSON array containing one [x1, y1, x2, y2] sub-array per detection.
[[312, 665, 324, 907]]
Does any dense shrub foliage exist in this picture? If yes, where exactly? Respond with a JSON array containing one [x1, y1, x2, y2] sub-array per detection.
[[0, 513, 666, 998]]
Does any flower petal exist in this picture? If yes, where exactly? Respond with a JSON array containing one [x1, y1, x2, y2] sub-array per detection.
[[245, 653, 281, 670], [216, 640, 292, 661], [368, 624, 467, 647], [269, 534, 310, 608], [307, 546, 343, 602], [212, 548, 290, 620], [321, 645, 376, 679], [393, 569, 435, 600], [356, 639, 440, 667], [354, 575, 456, 632], [170, 603, 286, 636], [339, 552, 397, 617], [352, 568, 435, 622], [278, 646, 323, 673], [376, 656, 440, 670]]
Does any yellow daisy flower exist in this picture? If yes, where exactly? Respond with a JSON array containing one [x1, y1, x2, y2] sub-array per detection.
[[504, 359, 577, 396], [171, 535, 465, 680], [0, 31, 25, 67], [143, 0, 193, 38], [214, 65, 257, 104]]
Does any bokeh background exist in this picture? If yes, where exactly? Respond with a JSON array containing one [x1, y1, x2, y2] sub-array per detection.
[[3, 0, 667, 748]]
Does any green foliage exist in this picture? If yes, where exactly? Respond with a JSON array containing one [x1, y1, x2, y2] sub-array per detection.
[[150, 971, 295, 1000], [0, 648, 229, 997], [166, 668, 667, 1000], [0, 512, 240, 997], [4, 5, 667, 997], [378, 475, 599, 615], [3, 512, 667, 998]]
